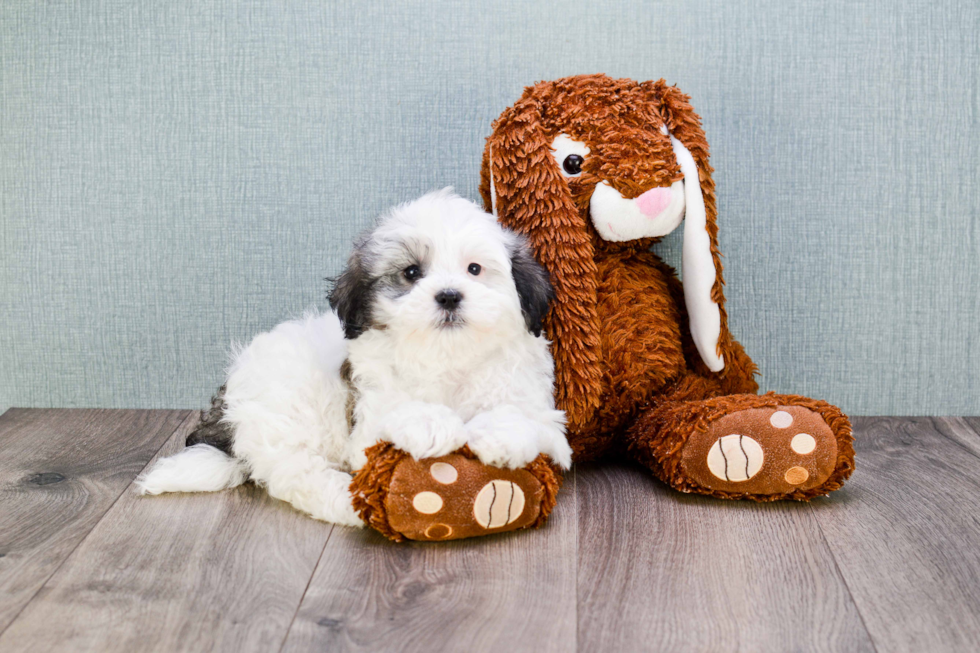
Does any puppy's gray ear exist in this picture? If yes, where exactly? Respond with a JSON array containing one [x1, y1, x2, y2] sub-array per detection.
[[328, 238, 375, 339], [509, 237, 553, 337]]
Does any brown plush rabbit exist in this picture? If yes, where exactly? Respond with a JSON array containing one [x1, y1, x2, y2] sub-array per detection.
[[478, 74, 854, 500]]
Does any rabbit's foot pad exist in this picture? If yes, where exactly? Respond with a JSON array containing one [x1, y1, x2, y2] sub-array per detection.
[[680, 406, 841, 497], [351, 443, 561, 542]]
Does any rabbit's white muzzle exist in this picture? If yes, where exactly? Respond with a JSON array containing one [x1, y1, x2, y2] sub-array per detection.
[[589, 179, 686, 242]]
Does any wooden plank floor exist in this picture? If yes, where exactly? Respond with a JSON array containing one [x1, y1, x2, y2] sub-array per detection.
[[2, 410, 980, 652]]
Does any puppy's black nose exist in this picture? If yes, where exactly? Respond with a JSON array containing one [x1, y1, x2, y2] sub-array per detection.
[[434, 289, 463, 310]]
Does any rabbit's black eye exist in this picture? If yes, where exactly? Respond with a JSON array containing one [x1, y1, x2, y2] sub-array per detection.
[[402, 265, 422, 281], [562, 154, 584, 175], [467, 263, 481, 276]]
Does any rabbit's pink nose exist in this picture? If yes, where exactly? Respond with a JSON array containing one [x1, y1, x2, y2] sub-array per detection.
[[636, 187, 673, 217]]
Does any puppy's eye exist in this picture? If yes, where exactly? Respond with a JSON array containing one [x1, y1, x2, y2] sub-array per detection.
[[467, 263, 482, 276], [562, 155, 583, 175], [402, 265, 422, 281], [550, 134, 590, 178]]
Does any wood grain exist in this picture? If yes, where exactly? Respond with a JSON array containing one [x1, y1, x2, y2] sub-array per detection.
[[933, 416, 980, 459], [961, 416, 980, 444], [0, 408, 190, 633], [6, 410, 980, 652], [280, 469, 578, 653], [810, 417, 980, 652], [0, 415, 333, 653], [576, 462, 873, 653]]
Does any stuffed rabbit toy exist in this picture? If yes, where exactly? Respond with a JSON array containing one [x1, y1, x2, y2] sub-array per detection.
[[478, 74, 854, 500]]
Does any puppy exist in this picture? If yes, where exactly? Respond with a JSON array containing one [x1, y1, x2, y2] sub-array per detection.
[[138, 189, 571, 527]]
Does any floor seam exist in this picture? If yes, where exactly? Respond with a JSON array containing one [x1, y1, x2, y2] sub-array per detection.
[[572, 465, 579, 653], [0, 409, 193, 641], [277, 524, 336, 653], [807, 503, 880, 653]]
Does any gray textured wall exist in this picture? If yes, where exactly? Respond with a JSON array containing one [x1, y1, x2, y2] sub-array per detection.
[[1, 0, 978, 416]]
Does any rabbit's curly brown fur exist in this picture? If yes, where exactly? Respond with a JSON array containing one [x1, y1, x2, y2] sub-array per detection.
[[480, 74, 854, 499]]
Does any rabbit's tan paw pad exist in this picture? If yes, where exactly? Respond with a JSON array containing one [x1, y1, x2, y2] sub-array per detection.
[[681, 406, 839, 496], [385, 454, 546, 541]]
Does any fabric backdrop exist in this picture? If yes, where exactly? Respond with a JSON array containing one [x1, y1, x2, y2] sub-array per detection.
[[2, 0, 978, 415]]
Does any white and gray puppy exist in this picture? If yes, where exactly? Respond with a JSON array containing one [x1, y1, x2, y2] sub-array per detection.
[[138, 189, 571, 526]]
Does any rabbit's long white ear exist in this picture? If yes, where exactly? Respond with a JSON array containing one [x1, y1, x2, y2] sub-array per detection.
[[670, 134, 724, 372]]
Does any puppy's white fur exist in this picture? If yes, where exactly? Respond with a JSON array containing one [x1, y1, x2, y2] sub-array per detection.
[[138, 190, 570, 527]]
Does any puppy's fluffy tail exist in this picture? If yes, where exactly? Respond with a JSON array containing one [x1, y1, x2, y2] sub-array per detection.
[[137, 444, 246, 495]]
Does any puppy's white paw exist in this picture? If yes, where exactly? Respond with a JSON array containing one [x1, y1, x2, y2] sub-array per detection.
[[541, 435, 573, 470], [382, 402, 467, 460], [466, 409, 542, 470], [532, 408, 573, 469]]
